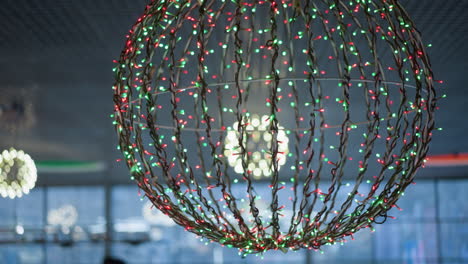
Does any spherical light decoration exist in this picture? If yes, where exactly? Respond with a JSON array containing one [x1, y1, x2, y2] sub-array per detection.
[[0, 148, 37, 199], [113, 0, 439, 255]]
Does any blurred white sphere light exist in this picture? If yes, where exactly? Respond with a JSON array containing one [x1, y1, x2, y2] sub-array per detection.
[[224, 115, 289, 179], [47, 205, 78, 228], [0, 148, 37, 199]]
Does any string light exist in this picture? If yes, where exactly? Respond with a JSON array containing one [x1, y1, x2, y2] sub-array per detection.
[[113, 0, 439, 255], [0, 148, 37, 199]]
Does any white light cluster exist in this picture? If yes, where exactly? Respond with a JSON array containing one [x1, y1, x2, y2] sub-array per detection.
[[47, 205, 79, 228], [224, 115, 289, 179], [0, 148, 37, 199]]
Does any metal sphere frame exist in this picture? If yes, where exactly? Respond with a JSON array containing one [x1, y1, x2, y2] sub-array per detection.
[[113, 0, 438, 255]]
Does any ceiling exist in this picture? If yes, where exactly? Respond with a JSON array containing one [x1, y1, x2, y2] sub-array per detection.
[[0, 0, 467, 185]]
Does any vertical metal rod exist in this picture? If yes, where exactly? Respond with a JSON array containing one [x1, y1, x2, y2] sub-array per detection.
[[104, 173, 112, 257], [104, 120, 117, 257], [371, 220, 377, 264], [214, 247, 223, 264], [43, 186, 48, 264], [305, 249, 312, 264], [433, 178, 442, 263]]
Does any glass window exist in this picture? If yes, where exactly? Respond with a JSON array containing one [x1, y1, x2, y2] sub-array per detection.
[[112, 185, 144, 224], [389, 181, 436, 221], [0, 196, 16, 227], [312, 228, 373, 263], [0, 179, 466, 263], [438, 180, 468, 220], [0, 188, 44, 243], [112, 241, 184, 264], [47, 187, 105, 226], [111, 185, 215, 263], [17, 188, 45, 228], [0, 244, 44, 264], [375, 222, 438, 262], [220, 247, 305, 264], [46, 243, 105, 264], [440, 223, 468, 261]]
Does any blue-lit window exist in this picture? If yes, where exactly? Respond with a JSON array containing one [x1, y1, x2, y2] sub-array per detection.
[[0, 179, 465, 263], [0, 244, 43, 264], [111, 185, 216, 263], [391, 181, 437, 221], [375, 222, 438, 261], [44, 186, 105, 263], [0, 188, 44, 250], [438, 180, 468, 220], [0, 188, 44, 228], [0, 188, 44, 263], [438, 180, 468, 263], [47, 186, 105, 226], [46, 243, 104, 264]]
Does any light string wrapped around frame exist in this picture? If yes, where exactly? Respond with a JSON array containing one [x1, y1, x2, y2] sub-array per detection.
[[113, 0, 439, 255]]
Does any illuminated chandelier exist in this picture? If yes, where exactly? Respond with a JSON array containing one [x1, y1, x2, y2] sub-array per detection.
[[224, 115, 289, 179], [0, 148, 37, 199], [113, 0, 438, 255]]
